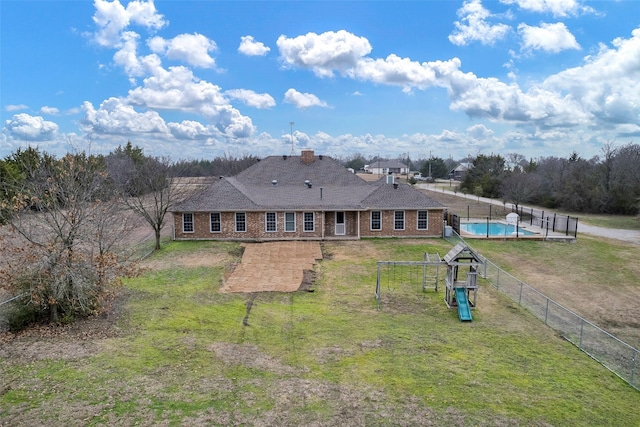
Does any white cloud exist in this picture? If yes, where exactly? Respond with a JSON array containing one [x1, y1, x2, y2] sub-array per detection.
[[283, 89, 329, 109], [168, 120, 216, 140], [3, 113, 59, 141], [92, 0, 167, 48], [449, 0, 511, 46], [126, 65, 228, 113], [238, 35, 270, 56], [348, 55, 458, 92], [518, 22, 580, 53], [500, 0, 592, 17], [148, 33, 217, 68], [446, 70, 591, 127], [543, 27, 640, 128], [40, 106, 60, 115], [467, 124, 495, 139], [112, 31, 145, 79], [277, 30, 372, 77], [5, 104, 28, 112], [81, 98, 170, 136], [226, 89, 276, 109]]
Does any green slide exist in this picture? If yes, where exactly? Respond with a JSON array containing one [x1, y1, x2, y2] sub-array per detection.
[[455, 287, 473, 322]]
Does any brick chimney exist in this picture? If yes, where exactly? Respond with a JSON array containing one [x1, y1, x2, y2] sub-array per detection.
[[301, 149, 314, 164]]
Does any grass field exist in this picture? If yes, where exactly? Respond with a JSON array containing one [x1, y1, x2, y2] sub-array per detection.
[[1, 239, 638, 426]]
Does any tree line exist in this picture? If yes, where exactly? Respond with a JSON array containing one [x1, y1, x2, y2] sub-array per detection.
[[459, 143, 640, 215], [339, 144, 640, 216]]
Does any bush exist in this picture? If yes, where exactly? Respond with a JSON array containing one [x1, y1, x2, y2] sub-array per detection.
[[7, 301, 39, 332]]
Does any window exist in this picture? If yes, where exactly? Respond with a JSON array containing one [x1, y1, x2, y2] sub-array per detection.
[[394, 211, 405, 230], [417, 211, 428, 230], [182, 213, 194, 233], [235, 212, 246, 232], [370, 211, 382, 230], [303, 212, 314, 232], [210, 212, 221, 232], [285, 212, 296, 232], [265, 212, 277, 232]]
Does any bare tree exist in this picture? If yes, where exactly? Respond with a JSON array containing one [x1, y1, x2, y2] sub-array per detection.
[[112, 156, 190, 251], [0, 151, 132, 323], [501, 170, 541, 212]]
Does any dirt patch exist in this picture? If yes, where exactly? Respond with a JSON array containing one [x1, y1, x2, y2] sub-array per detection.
[[0, 288, 128, 361], [142, 242, 235, 271], [220, 241, 323, 293], [207, 342, 308, 375]]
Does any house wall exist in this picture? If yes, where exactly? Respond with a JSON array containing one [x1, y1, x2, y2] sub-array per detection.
[[359, 209, 444, 238], [173, 209, 444, 240], [173, 211, 324, 240], [323, 211, 359, 237]]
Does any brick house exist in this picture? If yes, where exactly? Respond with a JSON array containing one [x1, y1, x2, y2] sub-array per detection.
[[171, 149, 446, 241]]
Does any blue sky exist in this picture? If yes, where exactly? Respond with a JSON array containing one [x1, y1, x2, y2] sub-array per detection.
[[2, 0, 640, 161]]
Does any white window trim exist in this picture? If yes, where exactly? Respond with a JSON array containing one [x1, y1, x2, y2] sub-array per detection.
[[235, 212, 247, 233], [394, 210, 405, 231], [417, 210, 429, 230], [182, 212, 194, 233], [265, 212, 277, 232], [370, 210, 382, 231], [210, 212, 221, 233], [303, 212, 315, 232], [284, 212, 296, 232]]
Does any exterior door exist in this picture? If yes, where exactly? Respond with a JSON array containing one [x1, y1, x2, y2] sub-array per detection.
[[335, 211, 345, 235]]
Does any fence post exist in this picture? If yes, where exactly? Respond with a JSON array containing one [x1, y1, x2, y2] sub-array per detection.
[[530, 207, 533, 225], [376, 263, 381, 310], [486, 217, 489, 238], [545, 298, 550, 324], [574, 217, 579, 238], [552, 213, 557, 232], [631, 349, 637, 386], [518, 282, 523, 305]]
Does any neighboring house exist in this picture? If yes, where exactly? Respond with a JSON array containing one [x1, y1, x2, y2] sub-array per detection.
[[364, 160, 409, 175], [171, 150, 446, 241], [449, 162, 472, 180]]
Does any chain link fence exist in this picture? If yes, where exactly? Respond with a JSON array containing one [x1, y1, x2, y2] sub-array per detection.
[[446, 232, 639, 391]]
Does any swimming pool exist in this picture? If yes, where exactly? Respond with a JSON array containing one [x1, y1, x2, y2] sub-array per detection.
[[460, 222, 536, 237]]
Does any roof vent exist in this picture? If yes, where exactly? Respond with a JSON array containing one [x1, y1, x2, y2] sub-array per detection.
[[283, 155, 287, 160], [393, 183, 398, 189], [319, 154, 323, 160], [304, 179, 312, 188], [272, 180, 278, 186]]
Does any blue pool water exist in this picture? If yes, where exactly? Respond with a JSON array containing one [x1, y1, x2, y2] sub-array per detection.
[[461, 222, 535, 236]]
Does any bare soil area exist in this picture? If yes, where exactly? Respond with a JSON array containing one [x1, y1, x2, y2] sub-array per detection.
[[220, 241, 323, 293]]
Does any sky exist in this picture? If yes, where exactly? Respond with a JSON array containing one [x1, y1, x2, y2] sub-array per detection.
[[1, 0, 640, 162]]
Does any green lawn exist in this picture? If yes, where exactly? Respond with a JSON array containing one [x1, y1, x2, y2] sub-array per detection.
[[1, 239, 638, 426]]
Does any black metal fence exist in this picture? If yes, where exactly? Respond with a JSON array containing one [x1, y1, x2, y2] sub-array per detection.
[[512, 206, 579, 238]]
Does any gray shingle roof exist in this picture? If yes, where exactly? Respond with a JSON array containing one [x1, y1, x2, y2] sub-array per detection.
[[172, 154, 445, 212]]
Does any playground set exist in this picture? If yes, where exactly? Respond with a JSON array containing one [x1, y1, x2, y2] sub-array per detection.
[[375, 243, 483, 321]]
